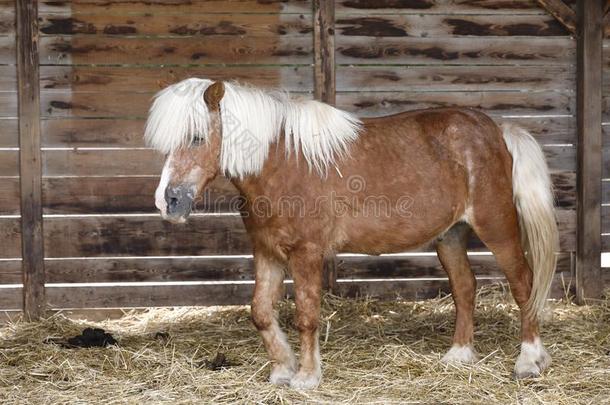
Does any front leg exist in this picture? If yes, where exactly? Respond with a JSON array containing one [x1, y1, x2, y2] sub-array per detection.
[[289, 246, 324, 390], [251, 253, 297, 385]]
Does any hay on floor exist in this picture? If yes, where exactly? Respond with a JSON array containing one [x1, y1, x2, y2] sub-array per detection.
[[0, 285, 608, 404]]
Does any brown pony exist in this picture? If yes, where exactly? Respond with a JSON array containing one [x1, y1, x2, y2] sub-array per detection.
[[145, 78, 558, 389]]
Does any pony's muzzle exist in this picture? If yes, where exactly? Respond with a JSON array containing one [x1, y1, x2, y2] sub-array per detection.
[[164, 185, 194, 222]]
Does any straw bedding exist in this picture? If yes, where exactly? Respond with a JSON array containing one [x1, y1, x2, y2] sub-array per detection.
[[0, 285, 608, 404]]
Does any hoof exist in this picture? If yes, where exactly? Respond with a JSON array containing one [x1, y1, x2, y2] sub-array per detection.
[[441, 344, 479, 364], [514, 338, 551, 379], [289, 369, 321, 390], [269, 363, 296, 386]]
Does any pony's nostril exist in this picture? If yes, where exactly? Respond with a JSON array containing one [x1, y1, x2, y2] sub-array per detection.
[[168, 197, 179, 209]]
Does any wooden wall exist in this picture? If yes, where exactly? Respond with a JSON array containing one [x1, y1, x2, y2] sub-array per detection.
[[603, 24, 609, 282], [0, 0, 606, 313]]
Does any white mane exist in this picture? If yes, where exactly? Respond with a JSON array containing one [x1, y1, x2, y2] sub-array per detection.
[[145, 78, 362, 178]]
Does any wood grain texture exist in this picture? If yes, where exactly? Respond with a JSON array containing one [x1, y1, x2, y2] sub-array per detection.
[[337, 65, 574, 92], [535, 0, 576, 34], [40, 66, 313, 93], [40, 36, 313, 65], [336, 90, 574, 118], [0, 119, 17, 147], [0, 66, 16, 91], [39, 13, 312, 37], [0, 35, 16, 64], [42, 215, 252, 257], [39, 0, 312, 14], [313, 0, 335, 104], [17, 0, 45, 319], [0, 92, 17, 116], [36, 145, 576, 177], [335, 0, 553, 15], [40, 90, 571, 119], [38, 116, 576, 149], [0, 217, 21, 258], [336, 36, 575, 65], [576, 0, 604, 302], [336, 14, 569, 37]]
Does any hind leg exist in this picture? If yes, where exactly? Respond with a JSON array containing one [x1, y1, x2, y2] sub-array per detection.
[[437, 222, 479, 364], [471, 205, 551, 378]]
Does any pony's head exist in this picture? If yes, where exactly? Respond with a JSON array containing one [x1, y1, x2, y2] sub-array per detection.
[[145, 79, 225, 223], [145, 78, 362, 223]]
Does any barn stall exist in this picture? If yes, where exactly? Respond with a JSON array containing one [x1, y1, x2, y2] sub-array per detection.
[[0, 0, 609, 402]]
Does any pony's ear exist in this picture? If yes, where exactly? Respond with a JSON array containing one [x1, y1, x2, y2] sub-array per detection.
[[203, 81, 225, 110]]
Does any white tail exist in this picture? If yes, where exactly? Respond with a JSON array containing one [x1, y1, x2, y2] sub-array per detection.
[[501, 123, 559, 319]]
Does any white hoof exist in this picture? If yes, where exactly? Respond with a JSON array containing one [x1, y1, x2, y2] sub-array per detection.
[[441, 344, 479, 364], [289, 369, 321, 390], [514, 337, 551, 379], [269, 363, 296, 386]]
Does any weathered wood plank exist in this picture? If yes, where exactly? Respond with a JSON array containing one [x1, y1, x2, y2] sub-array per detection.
[[38, 116, 576, 149], [0, 217, 21, 258], [0, 35, 15, 64], [535, 0, 576, 34], [0, 150, 18, 176], [40, 36, 313, 65], [337, 65, 574, 92], [0, 118, 17, 147], [39, 0, 311, 14], [0, 65, 16, 91], [335, 0, 550, 15], [336, 91, 574, 118], [42, 273, 574, 310], [33, 171, 575, 215], [43, 215, 252, 257], [41, 118, 145, 147], [0, 92, 17, 116], [42, 176, 240, 214], [0, 10, 13, 35], [17, 0, 45, 319], [40, 208, 575, 258], [39, 145, 576, 177], [576, 0, 604, 302], [41, 90, 572, 119], [0, 253, 573, 285], [40, 66, 313, 92], [0, 178, 19, 214], [0, 287, 22, 310], [336, 14, 569, 37], [313, 0, 335, 104], [39, 13, 311, 36], [336, 37, 575, 65]]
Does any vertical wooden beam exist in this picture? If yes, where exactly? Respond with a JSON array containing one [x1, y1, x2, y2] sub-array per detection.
[[576, 0, 604, 303], [313, 0, 337, 292], [16, 0, 45, 319], [313, 0, 335, 105]]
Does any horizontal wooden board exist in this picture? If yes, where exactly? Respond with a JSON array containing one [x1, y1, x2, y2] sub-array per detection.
[[336, 37, 575, 65], [40, 66, 313, 92], [43, 215, 251, 257], [0, 150, 18, 176], [0, 118, 17, 147], [0, 287, 21, 310], [40, 36, 313, 65], [39, 13, 311, 37], [40, 90, 572, 119], [335, 0, 550, 15], [337, 65, 574, 92], [0, 65, 15, 90], [41, 118, 145, 147], [0, 35, 15, 65], [335, 14, 568, 38], [39, 116, 576, 149], [39, 0, 312, 14], [31, 171, 576, 215], [0, 92, 16, 117], [35, 145, 575, 177], [41, 274, 574, 310], [0, 252, 572, 285], [42, 176, 240, 214], [336, 91, 574, 118], [0, 178, 18, 214], [37, 209, 575, 259], [0, 217, 20, 258]]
